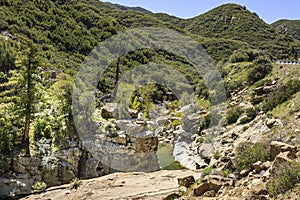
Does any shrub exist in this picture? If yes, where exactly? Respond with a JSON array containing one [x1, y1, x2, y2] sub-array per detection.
[[226, 106, 243, 125], [263, 79, 300, 112], [268, 161, 300, 197], [202, 167, 213, 177], [171, 119, 181, 130], [32, 181, 47, 193], [221, 169, 231, 177], [234, 142, 270, 170], [230, 51, 249, 63], [33, 117, 52, 141], [247, 58, 273, 85]]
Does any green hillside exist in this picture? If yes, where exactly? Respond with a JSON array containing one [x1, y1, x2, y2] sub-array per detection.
[[272, 19, 300, 41], [184, 4, 300, 60]]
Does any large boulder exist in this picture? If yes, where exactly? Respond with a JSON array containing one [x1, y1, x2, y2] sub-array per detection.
[[270, 151, 293, 174], [270, 141, 297, 161]]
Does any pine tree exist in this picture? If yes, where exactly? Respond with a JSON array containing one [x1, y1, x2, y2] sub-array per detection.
[[14, 43, 43, 155]]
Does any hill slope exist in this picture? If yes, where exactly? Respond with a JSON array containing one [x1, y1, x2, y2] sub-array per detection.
[[272, 19, 300, 41]]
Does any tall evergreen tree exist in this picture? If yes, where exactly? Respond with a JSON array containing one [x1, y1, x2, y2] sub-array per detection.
[[14, 43, 43, 155]]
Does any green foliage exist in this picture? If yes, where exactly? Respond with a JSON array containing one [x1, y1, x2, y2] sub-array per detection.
[[272, 19, 300, 41], [131, 96, 141, 111], [199, 113, 212, 131], [213, 151, 222, 160], [0, 154, 11, 175], [263, 79, 300, 112], [33, 117, 52, 141], [229, 49, 259, 63], [186, 3, 298, 60], [230, 51, 249, 63], [171, 119, 181, 130], [226, 106, 243, 124], [201, 167, 213, 177], [247, 57, 273, 85], [221, 169, 231, 177], [268, 161, 300, 198], [234, 142, 270, 170], [32, 181, 47, 193]]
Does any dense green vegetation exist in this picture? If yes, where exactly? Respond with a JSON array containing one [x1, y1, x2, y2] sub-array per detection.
[[272, 19, 300, 41], [234, 142, 270, 170]]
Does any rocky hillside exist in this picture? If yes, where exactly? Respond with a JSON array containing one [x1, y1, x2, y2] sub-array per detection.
[[0, 0, 300, 199]]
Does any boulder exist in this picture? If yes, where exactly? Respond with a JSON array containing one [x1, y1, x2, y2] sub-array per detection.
[[270, 141, 297, 160], [193, 180, 223, 196], [178, 175, 195, 188], [248, 179, 267, 196], [198, 143, 214, 160], [137, 112, 145, 121], [115, 120, 133, 131], [265, 118, 281, 128], [101, 103, 118, 119]]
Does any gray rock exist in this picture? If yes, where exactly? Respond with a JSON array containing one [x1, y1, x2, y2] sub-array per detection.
[[198, 143, 214, 160]]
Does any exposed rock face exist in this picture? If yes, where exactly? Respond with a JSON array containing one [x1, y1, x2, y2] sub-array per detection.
[[21, 170, 202, 200]]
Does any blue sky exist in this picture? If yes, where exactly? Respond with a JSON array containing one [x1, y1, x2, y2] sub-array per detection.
[[104, 0, 300, 23]]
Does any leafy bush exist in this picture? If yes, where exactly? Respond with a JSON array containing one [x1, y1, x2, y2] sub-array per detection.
[[33, 117, 52, 141], [234, 142, 270, 170], [226, 106, 243, 125], [230, 51, 249, 63], [263, 79, 300, 112], [171, 119, 181, 130], [247, 57, 273, 85], [268, 161, 300, 197], [32, 181, 47, 193]]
